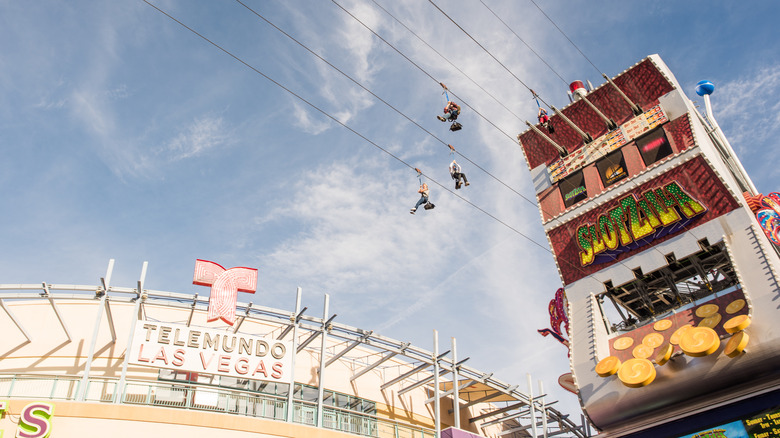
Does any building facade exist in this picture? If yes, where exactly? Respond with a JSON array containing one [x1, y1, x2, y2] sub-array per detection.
[[0, 260, 586, 438], [517, 55, 780, 437]]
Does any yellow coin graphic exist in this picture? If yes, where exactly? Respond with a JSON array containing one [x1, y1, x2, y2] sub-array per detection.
[[724, 314, 751, 333], [680, 327, 720, 357], [595, 356, 622, 377], [654, 344, 673, 366], [618, 358, 656, 388], [613, 337, 634, 351], [632, 344, 654, 359], [653, 319, 673, 331], [725, 299, 746, 314], [725, 331, 749, 358], [695, 304, 719, 318], [642, 332, 665, 348], [670, 324, 693, 345], [698, 313, 722, 329]]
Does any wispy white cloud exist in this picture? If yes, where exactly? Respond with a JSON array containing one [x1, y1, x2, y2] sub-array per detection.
[[157, 115, 230, 161], [715, 63, 780, 152], [291, 101, 332, 134], [255, 156, 466, 305]]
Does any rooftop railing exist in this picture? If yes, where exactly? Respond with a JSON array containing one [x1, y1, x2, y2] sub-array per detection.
[[0, 374, 434, 438]]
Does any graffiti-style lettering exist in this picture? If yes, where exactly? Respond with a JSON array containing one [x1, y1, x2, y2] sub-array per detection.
[[576, 181, 707, 266]]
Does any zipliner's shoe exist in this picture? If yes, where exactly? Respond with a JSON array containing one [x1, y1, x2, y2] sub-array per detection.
[[437, 116, 446, 122], [410, 208, 416, 214]]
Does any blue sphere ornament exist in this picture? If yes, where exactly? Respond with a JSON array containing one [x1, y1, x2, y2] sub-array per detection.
[[696, 80, 715, 96]]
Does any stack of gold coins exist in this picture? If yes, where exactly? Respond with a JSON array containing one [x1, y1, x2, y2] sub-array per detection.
[[723, 314, 751, 358]]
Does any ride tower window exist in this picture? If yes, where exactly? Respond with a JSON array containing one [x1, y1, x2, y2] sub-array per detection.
[[595, 149, 628, 188], [636, 129, 673, 166], [559, 170, 588, 208], [596, 241, 738, 332]]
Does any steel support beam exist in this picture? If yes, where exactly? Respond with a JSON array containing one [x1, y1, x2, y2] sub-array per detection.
[[603, 73, 642, 115], [186, 294, 198, 327], [457, 390, 502, 411], [580, 95, 616, 130], [397, 366, 449, 396], [233, 303, 252, 334], [78, 259, 114, 401], [104, 297, 117, 343], [380, 361, 430, 391], [316, 294, 329, 427], [116, 262, 147, 404], [0, 299, 31, 343], [469, 401, 526, 423], [277, 306, 307, 341], [42, 283, 71, 342], [426, 375, 473, 405], [285, 288, 302, 422], [480, 408, 531, 427], [524, 121, 567, 155], [325, 331, 373, 367], [551, 105, 593, 143], [297, 313, 336, 353], [350, 343, 409, 382]]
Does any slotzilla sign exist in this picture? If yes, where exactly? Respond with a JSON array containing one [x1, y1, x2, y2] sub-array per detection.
[[576, 180, 707, 267], [129, 322, 292, 383], [546, 156, 741, 284]]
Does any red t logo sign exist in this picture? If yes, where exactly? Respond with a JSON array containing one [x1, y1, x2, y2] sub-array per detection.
[[193, 259, 258, 325]]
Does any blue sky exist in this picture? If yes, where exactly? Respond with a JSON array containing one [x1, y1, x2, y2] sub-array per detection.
[[2, 0, 779, 422]]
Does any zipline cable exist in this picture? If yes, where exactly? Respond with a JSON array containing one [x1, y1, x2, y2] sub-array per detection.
[[426, 0, 553, 109], [478, 0, 569, 86], [241, 0, 700, 283], [369, 0, 525, 123], [234, 0, 536, 207], [141, 0, 627, 284], [527, 0, 603, 76], [425, 0, 719, 285], [330, 0, 518, 143]]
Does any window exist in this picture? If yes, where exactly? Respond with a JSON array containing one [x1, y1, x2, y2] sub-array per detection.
[[636, 129, 673, 166], [596, 149, 628, 188], [559, 170, 587, 208]]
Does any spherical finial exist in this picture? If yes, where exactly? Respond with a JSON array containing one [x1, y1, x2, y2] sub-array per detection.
[[695, 80, 715, 96]]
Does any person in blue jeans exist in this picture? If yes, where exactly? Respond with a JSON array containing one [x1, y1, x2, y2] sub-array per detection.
[[437, 101, 461, 122], [411, 183, 430, 214]]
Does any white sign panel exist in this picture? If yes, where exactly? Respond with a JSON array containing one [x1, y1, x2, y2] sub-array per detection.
[[129, 322, 292, 383]]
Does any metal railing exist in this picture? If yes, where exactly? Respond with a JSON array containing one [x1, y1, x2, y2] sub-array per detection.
[[0, 375, 434, 438]]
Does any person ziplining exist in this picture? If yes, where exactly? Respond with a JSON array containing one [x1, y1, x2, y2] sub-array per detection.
[[532, 89, 555, 134], [449, 159, 469, 190], [411, 168, 435, 214], [436, 83, 462, 132]]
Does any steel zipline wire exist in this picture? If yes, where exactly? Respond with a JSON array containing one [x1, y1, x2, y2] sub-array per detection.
[[368, 0, 525, 123], [325, 1, 683, 277], [234, 0, 540, 214], [477, 0, 569, 86], [426, 0, 553, 110], [424, 0, 718, 281], [140, 0, 627, 285], [235, 0, 661, 281], [328, 0, 517, 145], [527, 0, 604, 77]]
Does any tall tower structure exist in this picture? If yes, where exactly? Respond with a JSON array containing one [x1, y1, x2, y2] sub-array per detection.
[[517, 55, 780, 437]]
